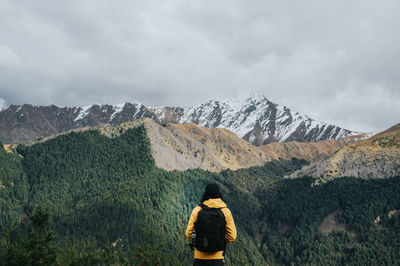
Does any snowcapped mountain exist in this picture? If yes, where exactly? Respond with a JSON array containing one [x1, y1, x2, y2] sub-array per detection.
[[150, 93, 358, 145], [0, 94, 359, 144]]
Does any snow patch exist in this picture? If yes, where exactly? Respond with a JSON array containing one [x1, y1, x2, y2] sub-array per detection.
[[101, 106, 109, 113], [249, 133, 256, 144], [110, 103, 125, 121], [74, 105, 92, 122], [132, 103, 143, 119], [153, 107, 167, 121]]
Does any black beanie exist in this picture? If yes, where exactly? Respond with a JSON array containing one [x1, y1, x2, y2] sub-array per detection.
[[201, 183, 223, 203]]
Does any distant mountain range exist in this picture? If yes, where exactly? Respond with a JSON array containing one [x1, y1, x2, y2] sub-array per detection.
[[3, 113, 398, 179], [0, 94, 359, 144]]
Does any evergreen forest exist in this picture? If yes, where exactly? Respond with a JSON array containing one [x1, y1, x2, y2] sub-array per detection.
[[1, 125, 400, 265]]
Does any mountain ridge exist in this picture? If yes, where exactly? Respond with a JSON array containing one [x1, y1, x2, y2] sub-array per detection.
[[288, 122, 400, 182], [86, 119, 273, 172], [15, 118, 272, 172], [0, 94, 359, 144], [259, 132, 376, 162], [15, 118, 376, 173]]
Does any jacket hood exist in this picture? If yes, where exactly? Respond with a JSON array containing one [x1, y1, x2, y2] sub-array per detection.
[[203, 198, 227, 209]]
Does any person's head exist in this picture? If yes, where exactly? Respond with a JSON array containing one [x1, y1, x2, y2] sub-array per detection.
[[201, 183, 225, 203]]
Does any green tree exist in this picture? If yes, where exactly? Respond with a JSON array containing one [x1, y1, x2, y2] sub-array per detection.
[[0, 206, 57, 266]]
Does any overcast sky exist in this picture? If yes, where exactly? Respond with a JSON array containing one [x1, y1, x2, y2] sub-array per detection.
[[1, 0, 399, 132]]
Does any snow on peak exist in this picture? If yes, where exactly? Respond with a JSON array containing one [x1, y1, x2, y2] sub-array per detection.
[[171, 94, 358, 144], [74, 105, 92, 122], [178, 94, 274, 138], [2, 95, 359, 145], [110, 103, 126, 121]]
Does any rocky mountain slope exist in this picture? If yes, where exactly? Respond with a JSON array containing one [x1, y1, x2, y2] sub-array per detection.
[[260, 140, 347, 163], [66, 119, 271, 172], [0, 103, 155, 144], [5, 118, 370, 172], [151, 94, 358, 145], [0, 94, 358, 145], [163, 122, 271, 171], [288, 123, 400, 182], [259, 133, 372, 163]]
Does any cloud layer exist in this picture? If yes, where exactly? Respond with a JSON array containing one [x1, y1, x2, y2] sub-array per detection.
[[0, 0, 399, 132]]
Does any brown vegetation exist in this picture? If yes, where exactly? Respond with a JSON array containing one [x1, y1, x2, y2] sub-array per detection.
[[288, 123, 400, 181], [319, 209, 359, 241], [259, 140, 346, 162]]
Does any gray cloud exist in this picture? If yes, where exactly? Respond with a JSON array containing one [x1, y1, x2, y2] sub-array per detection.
[[0, 0, 399, 132]]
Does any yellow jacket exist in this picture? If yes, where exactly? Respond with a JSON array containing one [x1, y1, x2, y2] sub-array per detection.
[[185, 198, 237, 260]]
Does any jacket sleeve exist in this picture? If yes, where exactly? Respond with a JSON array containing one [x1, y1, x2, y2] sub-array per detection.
[[224, 208, 237, 245], [185, 206, 200, 241]]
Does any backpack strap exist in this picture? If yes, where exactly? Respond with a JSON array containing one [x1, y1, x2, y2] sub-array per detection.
[[199, 203, 208, 209], [199, 203, 227, 213]]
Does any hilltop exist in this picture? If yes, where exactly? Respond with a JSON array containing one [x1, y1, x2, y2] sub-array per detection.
[[288, 123, 400, 182], [95, 118, 271, 172], [259, 132, 371, 163]]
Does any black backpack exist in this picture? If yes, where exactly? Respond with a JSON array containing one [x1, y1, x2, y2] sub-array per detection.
[[194, 203, 226, 252]]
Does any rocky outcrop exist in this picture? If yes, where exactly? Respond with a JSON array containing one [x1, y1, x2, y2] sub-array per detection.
[[288, 124, 400, 182]]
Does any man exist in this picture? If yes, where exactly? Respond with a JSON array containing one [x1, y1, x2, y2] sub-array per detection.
[[185, 183, 237, 265]]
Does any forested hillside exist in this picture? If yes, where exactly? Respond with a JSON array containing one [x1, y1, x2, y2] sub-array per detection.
[[1, 126, 400, 265], [0, 141, 28, 226]]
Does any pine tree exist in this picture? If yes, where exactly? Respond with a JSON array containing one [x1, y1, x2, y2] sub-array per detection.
[[0, 205, 57, 266]]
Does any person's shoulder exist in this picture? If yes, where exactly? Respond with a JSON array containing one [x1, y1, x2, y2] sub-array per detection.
[[191, 205, 202, 214], [221, 207, 233, 217]]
